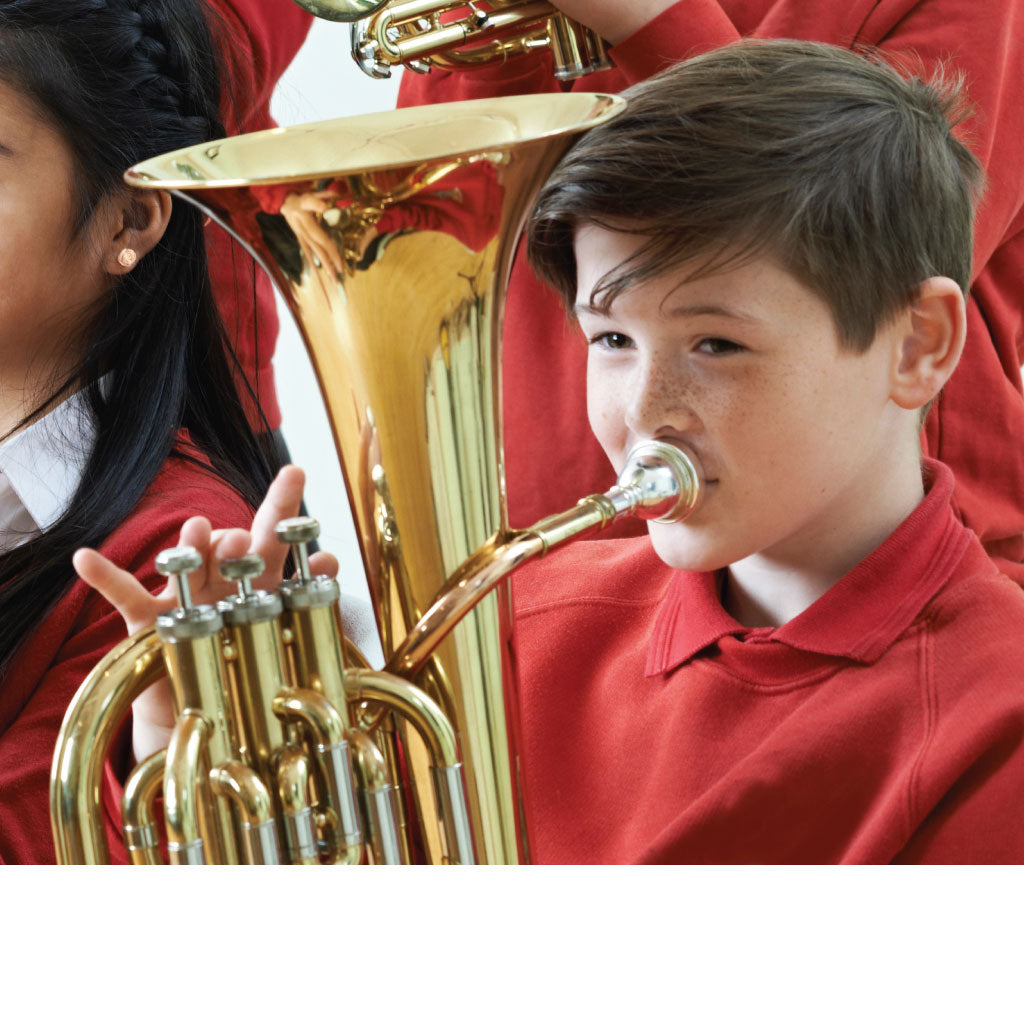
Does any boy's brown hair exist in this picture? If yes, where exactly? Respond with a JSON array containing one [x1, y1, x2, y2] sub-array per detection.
[[527, 39, 984, 350]]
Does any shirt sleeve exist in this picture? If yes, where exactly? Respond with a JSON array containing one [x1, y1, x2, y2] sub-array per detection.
[[204, 0, 314, 134], [894, 731, 1024, 864], [0, 596, 138, 865]]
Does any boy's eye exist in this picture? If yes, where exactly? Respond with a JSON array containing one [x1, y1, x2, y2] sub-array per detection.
[[696, 337, 743, 355], [589, 331, 634, 351]]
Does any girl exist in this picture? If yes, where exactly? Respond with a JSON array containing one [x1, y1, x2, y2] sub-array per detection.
[[0, 0, 316, 864]]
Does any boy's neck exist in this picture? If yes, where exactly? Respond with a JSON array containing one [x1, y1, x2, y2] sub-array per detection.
[[721, 447, 927, 629]]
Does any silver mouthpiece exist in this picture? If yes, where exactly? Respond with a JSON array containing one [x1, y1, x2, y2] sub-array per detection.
[[615, 440, 703, 523]]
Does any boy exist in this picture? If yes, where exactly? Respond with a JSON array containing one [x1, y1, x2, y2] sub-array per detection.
[[512, 39, 1024, 863]]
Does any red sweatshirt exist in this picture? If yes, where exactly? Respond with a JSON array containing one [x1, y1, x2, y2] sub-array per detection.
[[0, 457, 252, 865], [511, 461, 1024, 864], [399, 0, 1024, 582], [204, 0, 312, 431]]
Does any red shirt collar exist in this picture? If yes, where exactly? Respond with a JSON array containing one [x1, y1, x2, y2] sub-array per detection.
[[646, 460, 971, 676]]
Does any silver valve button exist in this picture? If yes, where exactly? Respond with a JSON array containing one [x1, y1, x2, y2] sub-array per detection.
[[155, 546, 203, 612], [275, 516, 320, 584], [219, 552, 266, 601]]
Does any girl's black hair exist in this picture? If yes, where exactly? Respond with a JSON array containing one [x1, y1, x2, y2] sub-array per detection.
[[0, 0, 277, 672]]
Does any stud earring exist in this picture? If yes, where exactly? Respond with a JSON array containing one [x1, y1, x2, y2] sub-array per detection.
[[117, 247, 138, 269]]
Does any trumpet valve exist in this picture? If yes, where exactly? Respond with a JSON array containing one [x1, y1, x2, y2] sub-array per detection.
[[275, 516, 321, 584], [156, 545, 204, 613], [220, 551, 266, 602]]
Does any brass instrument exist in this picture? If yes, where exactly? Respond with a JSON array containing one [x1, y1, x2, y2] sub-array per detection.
[[291, 0, 613, 81], [50, 95, 703, 864]]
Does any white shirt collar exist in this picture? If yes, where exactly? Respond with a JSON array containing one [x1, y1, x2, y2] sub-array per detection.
[[0, 389, 95, 552]]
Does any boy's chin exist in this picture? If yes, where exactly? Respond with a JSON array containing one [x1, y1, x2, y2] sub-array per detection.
[[646, 522, 732, 574]]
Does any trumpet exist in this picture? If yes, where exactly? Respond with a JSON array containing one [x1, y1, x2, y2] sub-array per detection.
[[51, 94, 703, 864], [291, 0, 613, 81]]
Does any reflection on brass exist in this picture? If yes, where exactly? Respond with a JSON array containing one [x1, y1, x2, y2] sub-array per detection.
[[50, 96, 703, 864], [292, 0, 613, 82]]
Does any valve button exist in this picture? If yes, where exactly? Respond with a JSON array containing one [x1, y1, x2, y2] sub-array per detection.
[[219, 553, 266, 582], [155, 546, 203, 578], [275, 517, 320, 545]]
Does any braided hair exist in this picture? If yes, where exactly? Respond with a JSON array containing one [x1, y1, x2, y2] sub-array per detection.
[[0, 0, 276, 671]]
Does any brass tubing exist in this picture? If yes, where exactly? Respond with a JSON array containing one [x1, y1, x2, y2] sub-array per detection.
[[431, 764, 474, 865], [377, 2, 553, 62], [548, 14, 612, 80], [385, 496, 612, 679], [283, 603, 351, 725], [221, 614, 290, 776], [349, 729, 403, 865], [272, 690, 364, 863], [209, 761, 281, 865], [346, 669, 458, 765], [51, 627, 166, 864], [387, 440, 701, 679], [121, 751, 166, 866], [164, 712, 211, 865], [275, 747, 319, 865], [346, 668, 473, 864]]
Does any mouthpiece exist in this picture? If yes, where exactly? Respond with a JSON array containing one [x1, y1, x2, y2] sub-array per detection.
[[615, 440, 703, 523]]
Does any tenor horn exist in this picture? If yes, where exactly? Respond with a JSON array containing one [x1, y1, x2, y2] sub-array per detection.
[[50, 95, 703, 864], [290, 0, 613, 81]]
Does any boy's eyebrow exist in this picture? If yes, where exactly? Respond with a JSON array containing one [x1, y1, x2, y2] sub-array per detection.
[[573, 299, 765, 324], [663, 301, 765, 324]]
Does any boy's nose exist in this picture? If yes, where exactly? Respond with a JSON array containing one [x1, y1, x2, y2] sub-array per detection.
[[624, 357, 699, 439]]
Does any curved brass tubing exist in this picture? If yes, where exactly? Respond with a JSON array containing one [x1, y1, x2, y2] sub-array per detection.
[[51, 627, 165, 865], [275, 746, 320, 865], [164, 711, 211, 865], [272, 690, 364, 864], [122, 751, 166, 866], [345, 668, 473, 864], [349, 729, 403, 864], [209, 761, 280, 865]]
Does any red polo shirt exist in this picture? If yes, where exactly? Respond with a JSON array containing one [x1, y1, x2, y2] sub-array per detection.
[[511, 461, 1024, 863]]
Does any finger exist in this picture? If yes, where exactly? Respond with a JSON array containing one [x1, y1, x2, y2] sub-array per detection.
[[177, 516, 214, 591], [209, 527, 252, 584], [250, 466, 307, 583], [309, 550, 340, 580], [73, 548, 167, 634]]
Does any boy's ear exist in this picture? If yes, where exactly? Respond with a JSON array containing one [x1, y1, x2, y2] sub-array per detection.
[[888, 276, 966, 411], [100, 190, 173, 277]]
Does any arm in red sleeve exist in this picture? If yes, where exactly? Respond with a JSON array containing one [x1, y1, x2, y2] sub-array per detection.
[[397, 0, 742, 105], [205, 0, 313, 133], [895, 718, 1024, 864], [0, 595, 137, 865], [594, 0, 740, 85]]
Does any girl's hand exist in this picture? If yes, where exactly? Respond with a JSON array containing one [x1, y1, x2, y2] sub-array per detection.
[[72, 465, 340, 760], [550, 0, 677, 45]]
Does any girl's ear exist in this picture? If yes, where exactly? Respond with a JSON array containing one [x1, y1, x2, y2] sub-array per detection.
[[889, 276, 966, 411], [101, 190, 173, 276]]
